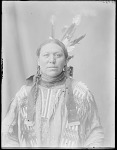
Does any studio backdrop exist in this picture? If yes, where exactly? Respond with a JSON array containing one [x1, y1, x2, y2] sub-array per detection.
[[2, 1, 115, 147]]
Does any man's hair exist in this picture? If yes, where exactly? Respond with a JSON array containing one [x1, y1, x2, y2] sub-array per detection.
[[36, 38, 68, 59]]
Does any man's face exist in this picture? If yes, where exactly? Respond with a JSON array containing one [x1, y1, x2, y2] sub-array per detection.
[[38, 43, 66, 77]]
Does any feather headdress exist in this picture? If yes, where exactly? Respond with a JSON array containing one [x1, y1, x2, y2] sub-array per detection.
[[49, 14, 86, 54]]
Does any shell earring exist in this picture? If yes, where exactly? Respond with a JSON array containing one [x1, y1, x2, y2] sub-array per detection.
[[63, 65, 67, 72], [63, 65, 73, 77], [63, 65, 68, 78]]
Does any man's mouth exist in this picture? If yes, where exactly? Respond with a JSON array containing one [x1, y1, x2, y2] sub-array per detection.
[[47, 66, 58, 68]]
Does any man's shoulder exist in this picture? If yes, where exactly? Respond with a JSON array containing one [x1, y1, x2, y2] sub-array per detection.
[[25, 75, 34, 86], [71, 78, 94, 103], [71, 78, 89, 93]]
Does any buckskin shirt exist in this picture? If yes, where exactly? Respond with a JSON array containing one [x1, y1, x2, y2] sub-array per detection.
[[2, 77, 104, 148]]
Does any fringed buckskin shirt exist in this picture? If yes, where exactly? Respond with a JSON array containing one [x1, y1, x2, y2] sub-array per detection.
[[2, 77, 104, 148]]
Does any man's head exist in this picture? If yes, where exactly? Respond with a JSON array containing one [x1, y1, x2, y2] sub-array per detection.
[[37, 39, 69, 77]]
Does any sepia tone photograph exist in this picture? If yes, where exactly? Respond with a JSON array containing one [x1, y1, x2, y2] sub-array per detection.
[[2, 1, 115, 148]]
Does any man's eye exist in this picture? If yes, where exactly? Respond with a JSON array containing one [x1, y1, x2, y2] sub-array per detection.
[[43, 54, 49, 57], [56, 54, 62, 57]]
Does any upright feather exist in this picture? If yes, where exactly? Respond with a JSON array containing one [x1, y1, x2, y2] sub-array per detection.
[[61, 15, 81, 42]]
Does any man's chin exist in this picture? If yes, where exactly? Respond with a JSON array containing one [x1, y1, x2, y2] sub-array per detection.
[[46, 71, 60, 77]]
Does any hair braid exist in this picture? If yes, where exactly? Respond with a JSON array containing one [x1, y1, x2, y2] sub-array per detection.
[[27, 65, 41, 122], [34, 65, 40, 104], [34, 65, 42, 145], [34, 65, 41, 104]]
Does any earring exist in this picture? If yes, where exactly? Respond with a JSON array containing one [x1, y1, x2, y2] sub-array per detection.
[[63, 65, 73, 77], [63, 65, 69, 78], [69, 66, 73, 77], [63, 65, 67, 72]]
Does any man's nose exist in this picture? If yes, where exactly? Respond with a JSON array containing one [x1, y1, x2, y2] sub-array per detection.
[[49, 55, 56, 63]]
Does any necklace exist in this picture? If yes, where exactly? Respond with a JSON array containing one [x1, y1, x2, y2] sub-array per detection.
[[39, 71, 66, 88]]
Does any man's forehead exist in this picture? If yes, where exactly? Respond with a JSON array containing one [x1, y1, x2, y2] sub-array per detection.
[[40, 43, 63, 53]]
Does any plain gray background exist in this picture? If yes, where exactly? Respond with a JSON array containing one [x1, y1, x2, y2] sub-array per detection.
[[2, 1, 115, 147]]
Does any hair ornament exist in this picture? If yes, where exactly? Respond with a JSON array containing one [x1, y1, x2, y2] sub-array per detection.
[[49, 14, 86, 54]]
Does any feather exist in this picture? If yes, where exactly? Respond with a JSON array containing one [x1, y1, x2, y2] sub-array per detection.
[[67, 46, 75, 53], [70, 34, 86, 46], [50, 15, 55, 25], [61, 15, 81, 43], [72, 15, 81, 25], [62, 38, 69, 47], [61, 24, 75, 41], [50, 15, 56, 39]]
